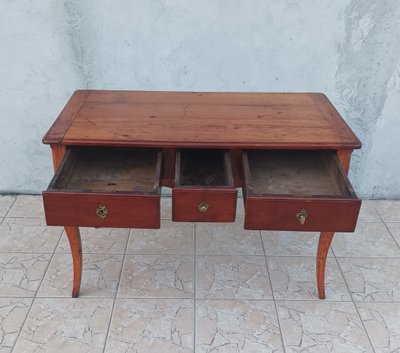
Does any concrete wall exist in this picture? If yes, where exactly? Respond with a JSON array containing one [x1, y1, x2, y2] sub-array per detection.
[[1, 0, 399, 198]]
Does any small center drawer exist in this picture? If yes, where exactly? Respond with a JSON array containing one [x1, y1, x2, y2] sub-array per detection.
[[42, 147, 162, 228], [172, 149, 237, 222], [242, 150, 361, 231]]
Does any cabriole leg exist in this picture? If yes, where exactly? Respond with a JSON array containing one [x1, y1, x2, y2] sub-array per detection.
[[64, 226, 82, 298], [316, 231, 335, 299]]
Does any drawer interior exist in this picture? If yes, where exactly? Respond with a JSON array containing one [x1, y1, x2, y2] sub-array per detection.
[[50, 147, 161, 193], [176, 149, 234, 187], [245, 150, 354, 197]]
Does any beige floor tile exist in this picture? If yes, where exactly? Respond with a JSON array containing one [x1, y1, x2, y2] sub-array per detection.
[[332, 222, 400, 257], [196, 223, 263, 255], [161, 197, 172, 219], [0, 298, 32, 353], [262, 231, 334, 257], [338, 257, 400, 302], [277, 301, 373, 353], [13, 298, 113, 353], [268, 257, 350, 301], [358, 200, 381, 222], [37, 254, 123, 297], [0, 253, 51, 297], [196, 299, 283, 353], [197, 255, 272, 299], [7, 195, 44, 218], [374, 200, 400, 222], [357, 302, 400, 353], [236, 198, 245, 220], [105, 299, 193, 353], [0, 218, 63, 253], [0, 196, 15, 217], [127, 220, 194, 254], [162, 188, 172, 196], [56, 227, 129, 254], [386, 222, 400, 247], [118, 255, 194, 298]]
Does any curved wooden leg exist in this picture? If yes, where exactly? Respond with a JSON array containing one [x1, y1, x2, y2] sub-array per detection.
[[64, 226, 82, 298], [316, 231, 335, 299]]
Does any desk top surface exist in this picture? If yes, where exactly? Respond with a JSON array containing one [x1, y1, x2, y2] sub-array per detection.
[[43, 90, 361, 150]]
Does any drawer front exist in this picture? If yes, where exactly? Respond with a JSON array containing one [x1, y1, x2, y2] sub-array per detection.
[[172, 188, 237, 222], [244, 197, 361, 231], [43, 192, 160, 228]]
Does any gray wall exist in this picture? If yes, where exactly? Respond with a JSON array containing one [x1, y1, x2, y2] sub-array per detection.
[[1, 1, 399, 198]]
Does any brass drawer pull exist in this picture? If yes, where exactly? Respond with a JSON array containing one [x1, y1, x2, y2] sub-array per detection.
[[198, 202, 209, 213], [296, 209, 308, 225], [96, 204, 108, 219]]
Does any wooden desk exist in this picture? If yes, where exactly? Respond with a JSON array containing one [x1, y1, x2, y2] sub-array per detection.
[[42, 90, 361, 299]]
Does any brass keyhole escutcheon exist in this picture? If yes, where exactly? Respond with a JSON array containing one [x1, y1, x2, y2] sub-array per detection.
[[198, 202, 209, 213], [296, 209, 308, 225], [96, 204, 108, 219]]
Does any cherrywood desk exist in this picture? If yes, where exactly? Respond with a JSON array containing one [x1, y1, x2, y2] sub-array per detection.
[[42, 90, 361, 299]]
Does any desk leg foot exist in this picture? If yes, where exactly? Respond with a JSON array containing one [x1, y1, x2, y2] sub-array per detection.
[[65, 226, 82, 298], [316, 231, 334, 299]]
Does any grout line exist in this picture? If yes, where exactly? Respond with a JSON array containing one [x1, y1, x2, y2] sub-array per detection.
[[2, 216, 45, 220], [0, 251, 64, 255], [3, 197, 17, 218], [193, 222, 197, 353], [334, 255, 400, 259], [8, 298, 34, 353], [6, 252, 389, 258], [6, 295, 389, 302], [96, 297, 356, 302], [102, 227, 130, 353], [377, 213, 400, 251], [34, 231, 64, 299], [52, 251, 196, 256], [260, 230, 287, 353], [334, 255, 377, 353], [10, 227, 64, 353]]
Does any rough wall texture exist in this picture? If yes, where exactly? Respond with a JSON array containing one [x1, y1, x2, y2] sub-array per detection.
[[0, 0, 399, 198]]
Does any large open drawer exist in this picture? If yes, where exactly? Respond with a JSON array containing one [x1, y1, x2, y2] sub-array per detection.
[[242, 150, 361, 231], [172, 149, 237, 222], [42, 147, 162, 228]]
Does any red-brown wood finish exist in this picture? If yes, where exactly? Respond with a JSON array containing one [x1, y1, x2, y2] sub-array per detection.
[[49, 144, 83, 298], [43, 91, 90, 144], [172, 189, 237, 222], [172, 149, 237, 222], [43, 192, 161, 228], [337, 149, 352, 174], [64, 226, 82, 298], [229, 149, 244, 187], [316, 232, 335, 299], [241, 151, 361, 231], [162, 148, 176, 187], [243, 198, 360, 232], [43, 90, 361, 150], [315, 150, 355, 299], [50, 144, 67, 172], [43, 90, 362, 299]]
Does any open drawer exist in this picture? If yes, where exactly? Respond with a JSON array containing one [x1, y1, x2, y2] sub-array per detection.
[[42, 147, 162, 228], [172, 149, 237, 222], [242, 150, 361, 231]]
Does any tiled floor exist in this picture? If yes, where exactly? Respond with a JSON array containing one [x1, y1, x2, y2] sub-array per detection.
[[0, 196, 400, 352]]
